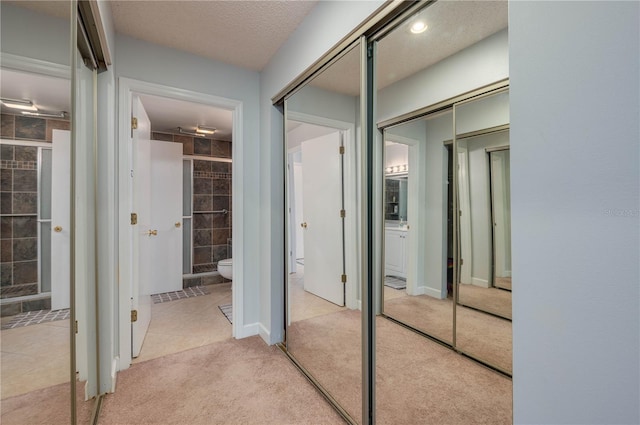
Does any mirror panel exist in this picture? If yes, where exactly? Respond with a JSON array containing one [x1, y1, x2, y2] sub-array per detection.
[[455, 90, 512, 374], [381, 109, 454, 345], [285, 42, 362, 422], [0, 1, 78, 423]]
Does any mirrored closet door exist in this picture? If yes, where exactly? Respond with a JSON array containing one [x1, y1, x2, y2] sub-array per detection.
[[283, 40, 363, 423]]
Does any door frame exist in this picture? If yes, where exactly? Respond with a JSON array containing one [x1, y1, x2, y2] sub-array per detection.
[[117, 77, 244, 371], [286, 111, 359, 310]]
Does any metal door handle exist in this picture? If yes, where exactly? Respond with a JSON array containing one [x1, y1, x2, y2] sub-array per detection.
[[54, 226, 63, 232], [300, 222, 307, 228], [175, 222, 181, 228], [147, 230, 158, 236]]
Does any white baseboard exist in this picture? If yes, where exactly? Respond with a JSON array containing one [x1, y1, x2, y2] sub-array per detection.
[[110, 358, 118, 393], [420, 285, 447, 300], [235, 322, 259, 339], [259, 322, 283, 345], [472, 277, 490, 288]]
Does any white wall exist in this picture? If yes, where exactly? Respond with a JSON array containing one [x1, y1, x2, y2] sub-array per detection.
[[510, 1, 639, 423], [464, 131, 510, 286], [377, 29, 508, 123], [259, 0, 384, 344], [114, 34, 262, 333], [0, 4, 70, 66]]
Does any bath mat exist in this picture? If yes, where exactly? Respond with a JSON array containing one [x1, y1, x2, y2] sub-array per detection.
[[1, 308, 70, 330], [152, 286, 209, 304], [218, 304, 233, 324], [384, 276, 407, 290]]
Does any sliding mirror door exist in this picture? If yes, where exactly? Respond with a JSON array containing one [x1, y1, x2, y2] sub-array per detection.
[[0, 1, 79, 423], [380, 110, 454, 345], [454, 89, 512, 374], [284, 41, 362, 423]]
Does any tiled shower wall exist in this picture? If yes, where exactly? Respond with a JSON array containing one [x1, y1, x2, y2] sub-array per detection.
[[1, 113, 69, 315], [151, 132, 232, 286]]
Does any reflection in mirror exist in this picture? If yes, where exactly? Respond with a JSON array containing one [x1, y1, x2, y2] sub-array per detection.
[[455, 90, 512, 374], [381, 110, 454, 345], [0, 1, 82, 423], [374, 0, 512, 421], [284, 42, 362, 422]]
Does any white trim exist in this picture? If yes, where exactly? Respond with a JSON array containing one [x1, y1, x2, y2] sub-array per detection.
[[420, 285, 446, 299], [259, 322, 271, 342], [0, 139, 53, 148], [0, 53, 70, 79], [117, 77, 245, 371], [287, 111, 360, 310], [472, 277, 490, 288]]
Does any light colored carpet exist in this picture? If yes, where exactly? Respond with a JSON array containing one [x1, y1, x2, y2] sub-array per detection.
[[1, 380, 94, 425], [287, 309, 512, 424], [384, 295, 512, 372], [458, 283, 512, 319], [97, 335, 343, 424]]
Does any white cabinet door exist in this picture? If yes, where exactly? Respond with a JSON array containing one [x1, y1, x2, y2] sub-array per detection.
[[385, 229, 406, 278], [51, 130, 70, 311]]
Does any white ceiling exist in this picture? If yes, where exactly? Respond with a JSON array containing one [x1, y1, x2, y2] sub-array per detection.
[[0, 69, 71, 115], [109, 0, 318, 72], [3, 1, 507, 139]]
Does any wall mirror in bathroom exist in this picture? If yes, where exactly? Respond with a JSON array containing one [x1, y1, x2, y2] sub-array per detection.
[[283, 40, 362, 423], [454, 88, 512, 374]]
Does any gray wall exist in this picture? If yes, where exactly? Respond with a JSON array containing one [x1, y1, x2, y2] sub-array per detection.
[[510, 1, 639, 423]]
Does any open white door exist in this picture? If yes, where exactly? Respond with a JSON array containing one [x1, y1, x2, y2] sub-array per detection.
[[51, 129, 70, 311], [149, 141, 182, 294], [301, 131, 344, 306], [131, 95, 152, 358]]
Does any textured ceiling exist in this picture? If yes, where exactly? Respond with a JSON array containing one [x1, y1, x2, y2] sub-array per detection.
[[110, 0, 318, 71]]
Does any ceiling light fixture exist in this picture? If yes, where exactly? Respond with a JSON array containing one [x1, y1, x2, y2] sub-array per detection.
[[0, 98, 38, 111], [178, 127, 205, 137], [410, 21, 428, 34], [195, 125, 216, 135], [21, 110, 67, 119]]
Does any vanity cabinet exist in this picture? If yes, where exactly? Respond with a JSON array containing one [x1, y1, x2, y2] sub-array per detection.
[[385, 228, 407, 278]]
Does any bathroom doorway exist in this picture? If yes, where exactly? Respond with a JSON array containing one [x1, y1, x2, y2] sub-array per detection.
[[117, 79, 243, 369]]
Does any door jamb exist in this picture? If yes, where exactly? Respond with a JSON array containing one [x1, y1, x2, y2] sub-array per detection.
[[117, 77, 244, 371]]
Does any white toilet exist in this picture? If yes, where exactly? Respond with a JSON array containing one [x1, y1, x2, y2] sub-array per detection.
[[218, 258, 233, 280]]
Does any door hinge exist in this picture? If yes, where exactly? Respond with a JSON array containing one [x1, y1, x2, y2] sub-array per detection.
[[339, 146, 345, 155], [459, 210, 462, 217], [131, 117, 138, 130], [74, 320, 78, 334], [460, 258, 464, 266], [341, 274, 347, 284], [131, 310, 138, 322], [340, 209, 346, 218], [131, 213, 138, 225]]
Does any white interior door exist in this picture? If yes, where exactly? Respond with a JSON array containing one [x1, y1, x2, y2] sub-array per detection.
[[301, 131, 344, 306], [149, 141, 183, 294], [131, 95, 152, 358], [51, 129, 70, 311]]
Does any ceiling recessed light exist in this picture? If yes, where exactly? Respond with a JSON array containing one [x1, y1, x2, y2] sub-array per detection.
[[410, 21, 428, 34]]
